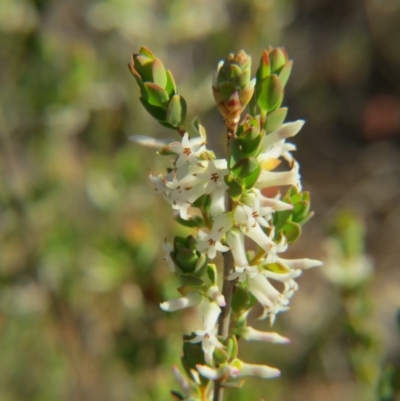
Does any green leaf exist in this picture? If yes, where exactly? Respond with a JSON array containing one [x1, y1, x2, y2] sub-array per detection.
[[152, 58, 167, 88], [226, 335, 238, 358], [227, 64, 242, 80], [261, 262, 289, 274], [257, 50, 271, 80], [256, 75, 283, 113], [139, 97, 167, 122], [281, 221, 301, 243], [274, 209, 292, 225], [239, 127, 263, 155], [175, 249, 198, 273], [139, 46, 155, 59], [142, 82, 169, 107], [193, 254, 207, 277], [175, 215, 205, 228], [231, 157, 259, 179], [221, 379, 245, 388], [179, 273, 204, 288], [207, 264, 217, 284], [229, 139, 245, 167], [165, 95, 187, 128], [293, 200, 310, 222], [170, 390, 184, 401], [231, 286, 250, 313], [242, 163, 261, 190], [165, 69, 177, 96], [297, 211, 314, 226], [232, 69, 250, 88], [279, 60, 293, 87], [219, 81, 237, 101], [269, 48, 287, 74], [265, 107, 288, 134], [134, 54, 154, 82], [225, 175, 243, 200], [182, 341, 208, 386], [213, 347, 229, 364]]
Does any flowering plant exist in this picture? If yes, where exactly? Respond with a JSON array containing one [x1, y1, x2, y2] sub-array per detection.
[[129, 47, 321, 401]]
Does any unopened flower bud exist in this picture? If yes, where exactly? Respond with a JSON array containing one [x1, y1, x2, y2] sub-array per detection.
[[129, 47, 187, 131], [212, 50, 255, 132]]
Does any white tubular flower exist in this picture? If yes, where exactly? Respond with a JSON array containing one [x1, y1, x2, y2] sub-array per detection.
[[208, 186, 227, 217], [169, 133, 206, 168], [207, 285, 226, 307], [196, 364, 239, 381], [226, 228, 248, 268], [242, 327, 290, 344], [243, 224, 275, 253], [197, 213, 233, 259], [172, 365, 191, 397], [234, 198, 272, 230], [226, 228, 257, 280], [189, 300, 224, 363], [276, 257, 323, 270], [234, 361, 281, 379], [256, 161, 301, 190], [160, 292, 202, 312], [195, 159, 229, 194], [129, 134, 171, 149], [194, 159, 229, 217], [252, 189, 293, 212], [260, 120, 305, 153]]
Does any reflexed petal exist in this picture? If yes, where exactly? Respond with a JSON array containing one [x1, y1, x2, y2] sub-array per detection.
[[243, 327, 290, 343], [160, 292, 202, 312], [236, 362, 281, 379]]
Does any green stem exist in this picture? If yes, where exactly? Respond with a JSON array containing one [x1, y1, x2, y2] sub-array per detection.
[[213, 128, 236, 401]]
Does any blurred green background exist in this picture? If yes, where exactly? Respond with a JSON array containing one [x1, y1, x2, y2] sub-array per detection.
[[1, 0, 400, 400]]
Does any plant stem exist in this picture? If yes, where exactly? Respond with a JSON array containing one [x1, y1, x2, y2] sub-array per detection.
[[213, 131, 236, 401], [213, 246, 235, 401]]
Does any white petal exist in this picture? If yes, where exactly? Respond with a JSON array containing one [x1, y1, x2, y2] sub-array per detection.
[[129, 135, 170, 148], [261, 120, 305, 150], [160, 292, 202, 312], [236, 362, 281, 379], [277, 257, 323, 270], [243, 327, 290, 343]]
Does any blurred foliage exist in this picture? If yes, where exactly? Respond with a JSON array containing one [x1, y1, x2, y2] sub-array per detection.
[[1, 0, 400, 400]]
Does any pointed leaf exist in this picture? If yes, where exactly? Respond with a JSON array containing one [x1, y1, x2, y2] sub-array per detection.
[[134, 55, 154, 82], [139, 97, 167, 121], [257, 50, 271, 80], [219, 81, 237, 101], [170, 390, 184, 401], [265, 107, 288, 134], [180, 273, 204, 288], [279, 60, 293, 87], [256, 75, 283, 113], [274, 209, 292, 225], [231, 286, 250, 314], [292, 200, 310, 222], [281, 221, 301, 243], [231, 157, 259, 179], [143, 82, 169, 106], [225, 175, 243, 200], [269, 48, 287, 74], [207, 264, 217, 284], [139, 46, 155, 59], [152, 58, 167, 88], [165, 95, 187, 128], [242, 163, 261, 190], [165, 69, 177, 96], [221, 379, 245, 388]]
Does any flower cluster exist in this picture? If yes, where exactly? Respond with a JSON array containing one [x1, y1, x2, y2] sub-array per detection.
[[129, 47, 320, 401]]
